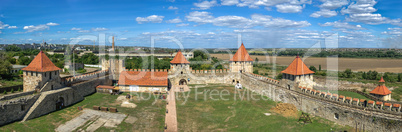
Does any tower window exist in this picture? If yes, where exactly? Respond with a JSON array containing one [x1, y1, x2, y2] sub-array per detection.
[[31, 71, 33, 76]]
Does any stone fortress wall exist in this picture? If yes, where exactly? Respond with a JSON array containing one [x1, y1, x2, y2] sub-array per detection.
[[240, 73, 402, 132], [0, 70, 112, 126]]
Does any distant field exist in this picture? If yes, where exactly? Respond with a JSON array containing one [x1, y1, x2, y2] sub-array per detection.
[[211, 54, 402, 73]]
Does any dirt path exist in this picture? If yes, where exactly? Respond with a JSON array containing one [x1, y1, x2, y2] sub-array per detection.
[[165, 86, 178, 132]]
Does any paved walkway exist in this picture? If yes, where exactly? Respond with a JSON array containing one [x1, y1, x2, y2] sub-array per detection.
[[165, 86, 183, 132]]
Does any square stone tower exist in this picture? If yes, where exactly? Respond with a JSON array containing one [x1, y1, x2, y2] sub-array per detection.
[[229, 43, 253, 73], [280, 55, 315, 90], [22, 51, 62, 92], [169, 50, 190, 75]]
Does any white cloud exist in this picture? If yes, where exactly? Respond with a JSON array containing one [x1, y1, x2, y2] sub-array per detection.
[[275, 4, 303, 13], [186, 11, 310, 28], [221, 0, 239, 6], [71, 27, 82, 30], [23, 24, 49, 32], [136, 15, 165, 24], [0, 21, 9, 29], [319, 21, 364, 30], [166, 18, 183, 23], [319, 0, 349, 10], [8, 26, 17, 29], [119, 38, 128, 40], [92, 27, 108, 31], [78, 30, 90, 33], [176, 23, 190, 27], [310, 9, 337, 18], [46, 22, 59, 26], [193, 0, 218, 10], [168, 6, 178, 10], [340, 0, 402, 26], [341, 0, 377, 14]]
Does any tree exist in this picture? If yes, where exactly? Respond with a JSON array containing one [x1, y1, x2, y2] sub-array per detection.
[[276, 73, 283, 79], [17, 56, 32, 65], [362, 72, 367, 79], [255, 57, 259, 63], [344, 69, 352, 78], [319, 65, 321, 71], [5, 45, 21, 52], [253, 69, 259, 74], [398, 73, 402, 82], [309, 66, 317, 73], [0, 52, 12, 77]]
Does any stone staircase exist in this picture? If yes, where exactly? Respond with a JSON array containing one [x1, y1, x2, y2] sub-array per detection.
[[21, 92, 47, 122]]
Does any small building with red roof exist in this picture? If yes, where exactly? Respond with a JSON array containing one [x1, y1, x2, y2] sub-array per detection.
[[22, 51, 62, 92], [118, 70, 168, 92], [370, 77, 392, 101], [229, 43, 253, 73], [280, 55, 315, 90]]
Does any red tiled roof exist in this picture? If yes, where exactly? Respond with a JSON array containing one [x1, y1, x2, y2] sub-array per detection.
[[96, 85, 115, 89], [333, 94, 338, 97], [281, 55, 315, 75], [346, 97, 352, 100], [170, 50, 190, 64], [384, 103, 391, 107], [339, 95, 345, 99], [376, 102, 383, 105], [379, 76, 385, 83], [353, 98, 359, 101], [118, 71, 168, 86], [393, 104, 401, 108], [360, 99, 366, 102], [229, 43, 253, 62], [370, 85, 391, 95], [368, 100, 374, 104], [22, 51, 61, 72], [327, 93, 332, 96]]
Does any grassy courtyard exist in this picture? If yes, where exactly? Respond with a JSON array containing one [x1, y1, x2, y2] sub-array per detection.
[[0, 92, 166, 132], [176, 84, 352, 132]]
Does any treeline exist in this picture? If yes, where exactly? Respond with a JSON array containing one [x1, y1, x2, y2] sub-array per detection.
[[125, 56, 171, 70], [276, 50, 402, 58], [189, 50, 223, 70]]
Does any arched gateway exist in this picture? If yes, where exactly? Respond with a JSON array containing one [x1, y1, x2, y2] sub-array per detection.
[[179, 79, 187, 85]]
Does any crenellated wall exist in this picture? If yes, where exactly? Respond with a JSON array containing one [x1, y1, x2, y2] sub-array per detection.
[[0, 72, 112, 126], [240, 73, 402, 132]]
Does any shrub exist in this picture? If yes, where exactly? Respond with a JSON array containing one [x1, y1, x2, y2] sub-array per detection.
[[3, 90, 7, 94], [18, 88, 21, 92], [253, 70, 259, 74], [10, 89, 14, 93]]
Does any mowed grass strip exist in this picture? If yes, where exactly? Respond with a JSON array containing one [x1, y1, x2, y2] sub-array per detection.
[[0, 92, 166, 132], [176, 84, 351, 132]]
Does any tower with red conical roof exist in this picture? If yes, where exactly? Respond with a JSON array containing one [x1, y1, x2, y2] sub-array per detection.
[[280, 55, 315, 90], [370, 76, 392, 101], [169, 50, 191, 75], [21, 51, 62, 92], [229, 43, 253, 73]]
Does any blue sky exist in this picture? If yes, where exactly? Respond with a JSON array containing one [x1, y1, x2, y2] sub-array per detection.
[[0, 0, 401, 48]]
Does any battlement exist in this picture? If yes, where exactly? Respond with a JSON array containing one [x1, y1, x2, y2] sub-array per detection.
[[248, 73, 280, 84], [243, 72, 402, 116], [190, 69, 229, 74], [62, 70, 109, 86], [125, 69, 169, 72]]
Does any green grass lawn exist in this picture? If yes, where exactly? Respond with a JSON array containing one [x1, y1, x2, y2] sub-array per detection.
[[176, 84, 352, 132], [0, 92, 166, 132], [0, 80, 23, 88]]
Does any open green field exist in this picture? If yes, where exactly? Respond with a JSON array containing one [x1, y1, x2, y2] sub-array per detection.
[[176, 84, 352, 132], [0, 92, 166, 132]]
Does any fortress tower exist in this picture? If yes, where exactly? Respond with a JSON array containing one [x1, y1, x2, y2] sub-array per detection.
[[21, 51, 62, 92], [229, 43, 253, 73], [370, 77, 392, 101], [169, 50, 190, 75], [280, 55, 315, 90]]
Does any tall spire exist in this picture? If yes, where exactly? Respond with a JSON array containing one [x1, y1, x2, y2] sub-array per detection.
[[112, 36, 115, 51]]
